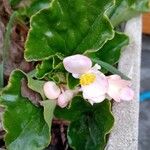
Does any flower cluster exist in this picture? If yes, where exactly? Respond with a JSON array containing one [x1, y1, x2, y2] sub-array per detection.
[[43, 54, 134, 107], [43, 81, 78, 108]]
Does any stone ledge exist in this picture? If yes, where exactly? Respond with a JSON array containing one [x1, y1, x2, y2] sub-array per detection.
[[106, 16, 141, 150]]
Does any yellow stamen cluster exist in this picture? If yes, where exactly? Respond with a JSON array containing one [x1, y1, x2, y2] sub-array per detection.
[[80, 73, 96, 86]]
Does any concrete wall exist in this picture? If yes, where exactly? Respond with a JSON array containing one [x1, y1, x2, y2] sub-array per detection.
[[106, 16, 141, 150]]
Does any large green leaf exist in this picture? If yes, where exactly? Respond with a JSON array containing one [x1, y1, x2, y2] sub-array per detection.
[[55, 97, 114, 150], [109, 0, 150, 27], [25, 0, 114, 61], [0, 70, 51, 150]]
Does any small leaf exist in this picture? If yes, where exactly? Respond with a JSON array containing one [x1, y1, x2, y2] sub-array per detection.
[[25, 0, 114, 61], [92, 58, 130, 80], [35, 56, 63, 79], [0, 70, 50, 150], [55, 97, 114, 150], [41, 100, 56, 132], [36, 58, 53, 79], [27, 75, 45, 99]]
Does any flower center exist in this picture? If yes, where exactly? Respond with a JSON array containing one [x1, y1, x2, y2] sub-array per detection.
[[80, 73, 96, 86]]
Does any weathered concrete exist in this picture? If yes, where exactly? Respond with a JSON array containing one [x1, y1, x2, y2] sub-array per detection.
[[106, 16, 141, 150]]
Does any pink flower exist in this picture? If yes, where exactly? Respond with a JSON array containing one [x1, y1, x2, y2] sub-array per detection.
[[107, 75, 134, 102], [63, 54, 108, 105]]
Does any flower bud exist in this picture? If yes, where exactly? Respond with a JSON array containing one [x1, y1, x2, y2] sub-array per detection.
[[43, 81, 61, 100], [57, 90, 74, 108]]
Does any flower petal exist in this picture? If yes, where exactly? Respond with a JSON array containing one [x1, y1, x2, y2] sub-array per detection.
[[63, 54, 92, 74], [81, 73, 108, 104], [120, 87, 134, 101], [43, 81, 61, 100], [107, 74, 121, 80], [88, 95, 106, 105], [107, 75, 134, 102]]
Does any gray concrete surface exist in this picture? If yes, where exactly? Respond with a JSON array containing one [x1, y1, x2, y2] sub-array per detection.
[[107, 16, 141, 150]]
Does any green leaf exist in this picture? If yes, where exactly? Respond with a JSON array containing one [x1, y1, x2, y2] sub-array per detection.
[[0, 70, 51, 150], [25, 0, 114, 61], [27, 75, 46, 99], [41, 100, 56, 132], [55, 96, 91, 121], [67, 73, 79, 90], [110, 0, 150, 27], [55, 97, 114, 150], [89, 32, 129, 65], [92, 58, 130, 80], [35, 56, 63, 79]]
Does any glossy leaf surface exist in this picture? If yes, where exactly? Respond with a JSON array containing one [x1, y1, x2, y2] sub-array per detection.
[[25, 0, 114, 61], [0, 70, 51, 150], [55, 97, 114, 150]]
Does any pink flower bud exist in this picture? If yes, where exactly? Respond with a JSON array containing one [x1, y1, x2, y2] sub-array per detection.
[[43, 81, 61, 100], [63, 54, 92, 74], [57, 90, 74, 108]]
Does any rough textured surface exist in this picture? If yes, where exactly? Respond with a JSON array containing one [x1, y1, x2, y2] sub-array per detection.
[[106, 16, 141, 150]]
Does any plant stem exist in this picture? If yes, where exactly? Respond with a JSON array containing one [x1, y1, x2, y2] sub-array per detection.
[[2, 11, 18, 88]]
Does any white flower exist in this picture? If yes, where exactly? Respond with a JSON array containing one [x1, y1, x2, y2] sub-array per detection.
[[63, 54, 108, 105]]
